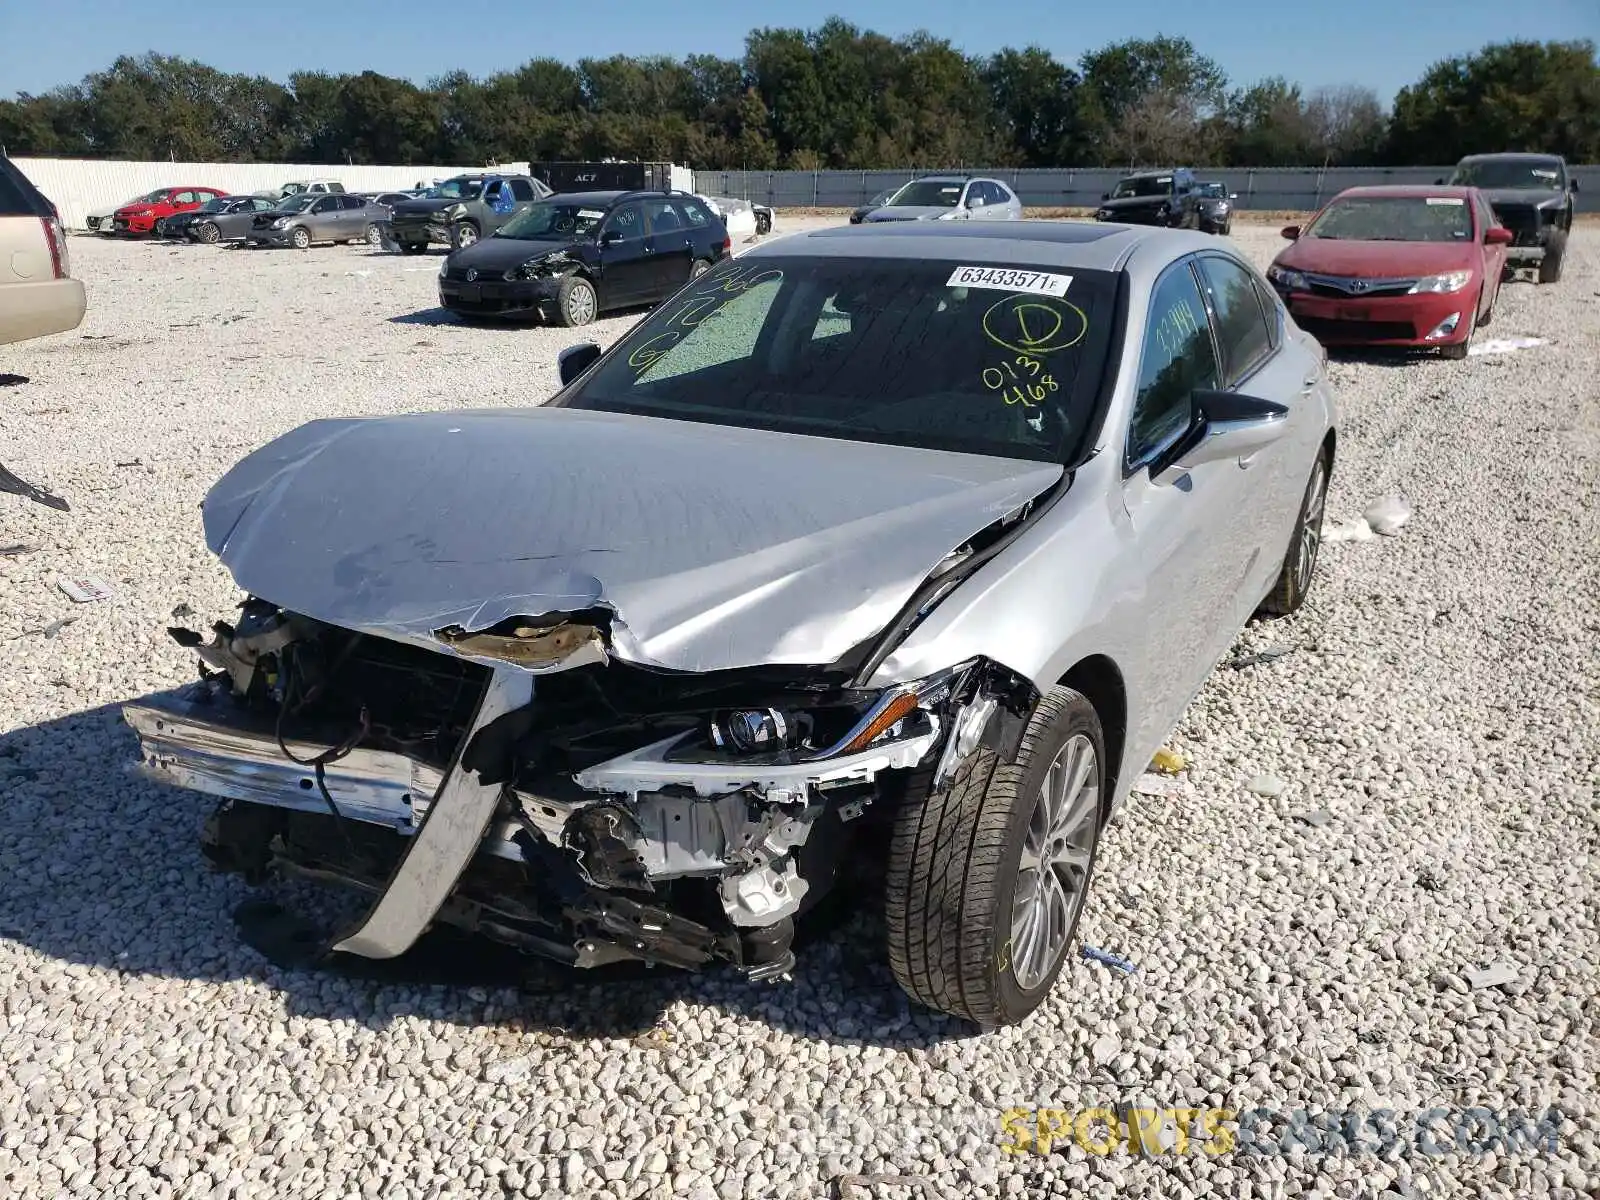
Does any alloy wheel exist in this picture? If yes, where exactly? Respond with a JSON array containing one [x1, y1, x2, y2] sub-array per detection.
[[1009, 733, 1099, 990], [1295, 458, 1328, 594]]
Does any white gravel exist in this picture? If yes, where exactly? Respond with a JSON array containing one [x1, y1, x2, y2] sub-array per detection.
[[1, 224, 1597, 1199]]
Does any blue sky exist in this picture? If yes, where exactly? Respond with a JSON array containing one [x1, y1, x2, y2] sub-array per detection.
[[2, 0, 1594, 103]]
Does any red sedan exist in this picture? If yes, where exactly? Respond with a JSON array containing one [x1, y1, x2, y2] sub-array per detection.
[[112, 187, 228, 236], [1266, 185, 1512, 359]]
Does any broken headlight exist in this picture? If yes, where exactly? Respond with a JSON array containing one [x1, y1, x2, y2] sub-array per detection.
[[515, 251, 571, 280], [691, 664, 967, 763]]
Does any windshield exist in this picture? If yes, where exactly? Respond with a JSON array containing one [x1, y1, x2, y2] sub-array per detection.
[[275, 196, 316, 214], [1198, 183, 1227, 199], [425, 179, 484, 200], [496, 202, 608, 240], [553, 256, 1119, 463], [888, 181, 964, 208], [1306, 196, 1473, 242], [1448, 160, 1563, 191], [129, 190, 170, 205], [279, 183, 308, 196], [1112, 176, 1172, 199]]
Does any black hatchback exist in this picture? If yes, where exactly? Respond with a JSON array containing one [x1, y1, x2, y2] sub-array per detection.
[[438, 190, 732, 326]]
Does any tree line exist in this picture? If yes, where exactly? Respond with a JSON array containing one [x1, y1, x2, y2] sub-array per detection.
[[2, 25, 1596, 170]]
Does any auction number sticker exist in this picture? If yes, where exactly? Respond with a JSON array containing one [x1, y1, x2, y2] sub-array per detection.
[[947, 266, 1072, 297], [1425, 197, 1465, 206]]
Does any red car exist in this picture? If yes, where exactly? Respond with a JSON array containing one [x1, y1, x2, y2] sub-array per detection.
[[112, 187, 228, 236], [1266, 185, 1512, 359]]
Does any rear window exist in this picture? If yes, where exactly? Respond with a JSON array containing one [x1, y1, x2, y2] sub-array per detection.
[[554, 256, 1120, 463], [0, 159, 52, 217]]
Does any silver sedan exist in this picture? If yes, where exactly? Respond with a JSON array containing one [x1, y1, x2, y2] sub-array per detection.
[[125, 221, 1337, 1029], [245, 193, 394, 249]]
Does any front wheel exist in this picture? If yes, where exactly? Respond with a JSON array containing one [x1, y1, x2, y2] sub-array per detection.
[[755, 211, 772, 235], [1538, 233, 1566, 284], [886, 686, 1106, 1028], [364, 223, 383, 246], [289, 226, 311, 250], [689, 258, 711, 281], [451, 221, 479, 250], [554, 276, 598, 327], [197, 221, 221, 244], [1257, 448, 1330, 618]]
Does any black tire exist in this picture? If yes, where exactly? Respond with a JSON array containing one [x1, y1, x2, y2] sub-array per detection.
[[755, 211, 772, 235], [197, 221, 221, 245], [886, 686, 1106, 1028], [1538, 233, 1565, 284], [399, 240, 428, 255], [1257, 447, 1331, 618], [289, 226, 311, 251], [451, 221, 480, 250], [689, 258, 711, 281], [554, 276, 598, 327]]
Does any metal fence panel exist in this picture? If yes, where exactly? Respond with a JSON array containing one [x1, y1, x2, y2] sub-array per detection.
[[693, 166, 1600, 214]]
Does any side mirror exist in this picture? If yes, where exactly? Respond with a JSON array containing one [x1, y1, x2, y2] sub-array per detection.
[[1101, 192, 1110, 201], [1280, 225, 1301, 241], [599, 229, 623, 247], [1485, 226, 1513, 245], [557, 342, 603, 386], [1150, 390, 1290, 486], [1229, 192, 1239, 200], [965, 195, 982, 208]]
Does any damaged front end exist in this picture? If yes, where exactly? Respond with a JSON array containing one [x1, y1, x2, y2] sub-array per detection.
[[126, 598, 1036, 979]]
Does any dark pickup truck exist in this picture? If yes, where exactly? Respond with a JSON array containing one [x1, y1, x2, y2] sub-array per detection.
[[1093, 168, 1203, 229], [1443, 153, 1578, 284], [388, 173, 551, 254]]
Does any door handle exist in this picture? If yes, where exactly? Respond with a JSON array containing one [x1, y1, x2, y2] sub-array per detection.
[[1300, 374, 1319, 394]]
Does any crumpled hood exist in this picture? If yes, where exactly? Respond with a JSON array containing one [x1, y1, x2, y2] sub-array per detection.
[[1475, 188, 1566, 210], [392, 197, 461, 217], [1099, 195, 1169, 215], [202, 407, 1062, 673]]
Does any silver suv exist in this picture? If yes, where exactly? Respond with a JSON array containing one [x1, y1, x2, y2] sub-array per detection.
[[862, 175, 1024, 222]]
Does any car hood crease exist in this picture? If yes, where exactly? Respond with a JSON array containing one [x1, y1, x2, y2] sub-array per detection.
[[201, 407, 1063, 673]]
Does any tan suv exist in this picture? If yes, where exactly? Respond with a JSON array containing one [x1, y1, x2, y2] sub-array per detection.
[[1, 156, 86, 346]]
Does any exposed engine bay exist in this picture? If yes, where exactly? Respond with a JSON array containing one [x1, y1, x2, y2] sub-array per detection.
[[126, 597, 1038, 979]]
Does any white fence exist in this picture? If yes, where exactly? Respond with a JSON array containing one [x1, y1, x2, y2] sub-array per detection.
[[17, 157, 704, 230], [15, 158, 483, 230]]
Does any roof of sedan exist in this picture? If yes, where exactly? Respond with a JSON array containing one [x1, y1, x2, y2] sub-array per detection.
[[744, 220, 1216, 271], [1456, 152, 1564, 163], [1331, 184, 1480, 200]]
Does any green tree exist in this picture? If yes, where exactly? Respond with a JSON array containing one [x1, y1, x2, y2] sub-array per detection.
[[984, 47, 1084, 167], [1387, 40, 1600, 163]]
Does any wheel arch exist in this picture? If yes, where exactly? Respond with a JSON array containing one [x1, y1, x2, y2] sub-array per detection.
[[1055, 654, 1127, 817]]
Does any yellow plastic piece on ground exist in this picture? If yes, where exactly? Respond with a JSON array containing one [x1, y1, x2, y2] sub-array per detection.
[[1149, 748, 1186, 774]]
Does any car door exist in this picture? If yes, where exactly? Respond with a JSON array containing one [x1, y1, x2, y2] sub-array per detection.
[[1194, 251, 1321, 611], [1118, 258, 1264, 750], [1473, 191, 1505, 313], [642, 197, 693, 298], [507, 178, 538, 217], [596, 202, 653, 306], [341, 194, 370, 237], [308, 194, 339, 240]]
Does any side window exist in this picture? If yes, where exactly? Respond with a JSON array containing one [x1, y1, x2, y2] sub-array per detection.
[[172, 191, 196, 205], [1128, 264, 1217, 466], [993, 182, 1015, 205], [312, 196, 336, 214], [675, 199, 711, 227], [602, 203, 644, 241], [254, 198, 275, 210], [341, 195, 364, 210], [1251, 276, 1282, 349], [1195, 256, 1273, 384], [509, 179, 536, 202], [643, 198, 682, 233], [965, 184, 985, 207]]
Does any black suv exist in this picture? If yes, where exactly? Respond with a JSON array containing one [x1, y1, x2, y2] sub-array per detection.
[[1094, 168, 1202, 228], [1444, 153, 1578, 283], [438, 190, 732, 326]]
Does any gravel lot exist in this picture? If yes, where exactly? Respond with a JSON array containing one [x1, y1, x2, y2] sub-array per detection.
[[1, 224, 1597, 1200]]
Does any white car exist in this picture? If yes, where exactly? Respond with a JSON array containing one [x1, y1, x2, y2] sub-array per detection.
[[85, 193, 144, 234]]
